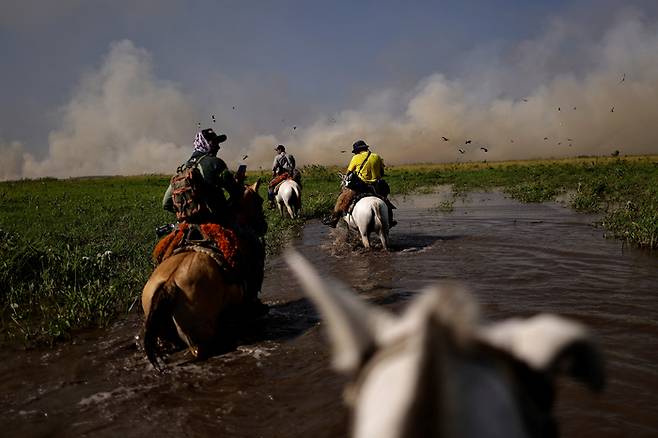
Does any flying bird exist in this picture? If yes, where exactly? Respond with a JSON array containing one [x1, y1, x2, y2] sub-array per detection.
[[610, 106, 615, 112], [211, 114, 216, 123], [232, 106, 237, 110], [465, 140, 472, 144], [442, 136, 449, 141], [522, 98, 528, 102], [340, 150, 347, 153], [573, 107, 577, 110], [480, 147, 488, 152], [567, 138, 573, 141], [619, 73, 625, 83], [558, 107, 561, 111], [510, 139, 514, 143], [544, 137, 549, 140], [197, 122, 201, 128], [557, 142, 562, 145], [242, 155, 248, 160], [293, 126, 297, 130], [458, 148, 465, 154]]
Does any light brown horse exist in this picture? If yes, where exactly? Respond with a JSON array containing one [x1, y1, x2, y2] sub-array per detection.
[[142, 181, 266, 370]]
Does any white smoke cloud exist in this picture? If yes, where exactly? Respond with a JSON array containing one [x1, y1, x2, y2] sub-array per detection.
[[2, 40, 198, 181], [2, 11, 658, 181], [246, 13, 658, 168], [0, 141, 28, 181]]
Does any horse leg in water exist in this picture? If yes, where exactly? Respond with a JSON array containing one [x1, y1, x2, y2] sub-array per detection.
[[359, 227, 371, 250]]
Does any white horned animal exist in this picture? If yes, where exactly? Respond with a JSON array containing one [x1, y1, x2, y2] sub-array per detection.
[[285, 251, 605, 438], [275, 179, 302, 219]]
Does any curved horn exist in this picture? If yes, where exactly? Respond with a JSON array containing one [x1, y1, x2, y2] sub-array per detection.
[[285, 250, 394, 373]]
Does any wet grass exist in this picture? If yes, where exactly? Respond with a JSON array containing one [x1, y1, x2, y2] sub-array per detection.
[[388, 156, 658, 250], [1, 155, 656, 345]]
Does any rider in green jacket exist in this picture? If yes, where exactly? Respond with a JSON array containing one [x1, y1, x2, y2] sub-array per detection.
[[162, 128, 243, 224]]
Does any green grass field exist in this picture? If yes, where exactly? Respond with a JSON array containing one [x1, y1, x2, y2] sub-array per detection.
[[1, 155, 657, 345]]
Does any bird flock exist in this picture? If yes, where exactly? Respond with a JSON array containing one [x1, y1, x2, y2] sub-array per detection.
[[195, 73, 626, 160], [439, 72, 626, 158]]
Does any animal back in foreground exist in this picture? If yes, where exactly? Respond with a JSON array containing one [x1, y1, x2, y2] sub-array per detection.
[[285, 251, 605, 438]]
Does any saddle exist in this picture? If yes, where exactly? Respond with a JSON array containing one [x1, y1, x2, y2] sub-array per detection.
[[152, 223, 241, 274]]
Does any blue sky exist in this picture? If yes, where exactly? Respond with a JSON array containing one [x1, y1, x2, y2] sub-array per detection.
[[2, 0, 658, 178]]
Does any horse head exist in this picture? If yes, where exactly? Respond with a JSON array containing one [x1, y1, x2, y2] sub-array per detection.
[[235, 179, 267, 237], [285, 251, 605, 438]]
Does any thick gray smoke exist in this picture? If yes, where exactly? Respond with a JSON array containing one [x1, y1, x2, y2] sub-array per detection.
[[1, 40, 198, 180], [2, 12, 658, 181], [256, 14, 658, 167]]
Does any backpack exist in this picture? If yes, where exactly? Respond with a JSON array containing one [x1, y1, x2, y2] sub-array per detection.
[[170, 156, 209, 222]]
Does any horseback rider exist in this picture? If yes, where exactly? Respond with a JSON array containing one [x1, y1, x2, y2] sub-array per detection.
[[162, 128, 243, 224], [162, 128, 267, 316], [322, 139, 396, 228], [268, 144, 301, 209]]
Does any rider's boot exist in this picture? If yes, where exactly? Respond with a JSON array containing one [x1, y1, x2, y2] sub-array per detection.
[[385, 199, 397, 227], [321, 213, 340, 228], [267, 190, 276, 209]]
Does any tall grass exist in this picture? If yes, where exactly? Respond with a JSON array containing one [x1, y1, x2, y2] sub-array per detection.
[[1, 156, 656, 345]]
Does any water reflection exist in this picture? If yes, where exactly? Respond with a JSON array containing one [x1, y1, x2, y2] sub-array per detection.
[[0, 190, 657, 437]]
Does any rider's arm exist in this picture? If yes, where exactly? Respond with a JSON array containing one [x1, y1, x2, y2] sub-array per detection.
[[218, 166, 243, 202], [272, 155, 280, 174]]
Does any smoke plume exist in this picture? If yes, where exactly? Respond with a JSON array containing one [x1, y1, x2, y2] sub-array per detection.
[[2, 11, 658, 181], [257, 13, 658, 167]]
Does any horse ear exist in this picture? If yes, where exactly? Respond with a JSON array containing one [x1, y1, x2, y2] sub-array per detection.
[[285, 250, 395, 373], [251, 178, 261, 192], [479, 314, 605, 391]]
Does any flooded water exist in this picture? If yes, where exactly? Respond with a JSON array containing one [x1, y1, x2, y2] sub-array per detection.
[[1, 190, 657, 437]]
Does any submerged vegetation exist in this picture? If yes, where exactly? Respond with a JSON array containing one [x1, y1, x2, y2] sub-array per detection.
[[1, 155, 656, 345]]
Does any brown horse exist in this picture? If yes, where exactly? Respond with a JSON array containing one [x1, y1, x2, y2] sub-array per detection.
[[142, 181, 266, 370]]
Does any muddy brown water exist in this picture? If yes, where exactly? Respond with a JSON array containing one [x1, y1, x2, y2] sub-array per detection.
[[1, 190, 657, 438]]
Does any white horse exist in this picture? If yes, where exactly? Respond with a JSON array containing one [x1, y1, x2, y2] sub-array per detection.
[[275, 179, 302, 219], [285, 251, 605, 438], [339, 173, 390, 250]]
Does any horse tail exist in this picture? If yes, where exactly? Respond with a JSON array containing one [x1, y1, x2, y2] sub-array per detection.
[[373, 202, 385, 229], [143, 276, 178, 371], [373, 201, 390, 250]]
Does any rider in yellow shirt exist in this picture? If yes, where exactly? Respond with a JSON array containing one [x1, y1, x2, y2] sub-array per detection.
[[346, 145, 384, 183], [322, 139, 396, 228]]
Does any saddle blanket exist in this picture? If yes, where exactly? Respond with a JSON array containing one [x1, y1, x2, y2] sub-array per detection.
[[152, 223, 241, 269]]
